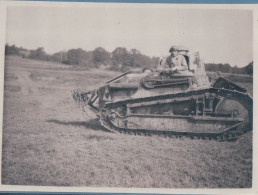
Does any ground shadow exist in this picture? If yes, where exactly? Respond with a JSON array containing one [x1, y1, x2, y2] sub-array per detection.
[[47, 119, 111, 133]]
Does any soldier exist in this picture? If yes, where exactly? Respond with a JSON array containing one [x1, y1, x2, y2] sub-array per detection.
[[159, 46, 188, 73]]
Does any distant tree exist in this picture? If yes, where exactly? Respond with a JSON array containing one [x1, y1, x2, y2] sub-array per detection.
[[130, 48, 141, 55], [92, 47, 110, 66], [205, 63, 233, 73], [152, 56, 160, 66], [223, 63, 231, 73], [205, 62, 251, 75], [111, 47, 133, 67], [28, 47, 48, 60], [131, 52, 153, 69], [5, 44, 19, 55], [111, 47, 160, 71], [66, 48, 87, 65], [51, 51, 68, 63], [245, 61, 253, 76], [205, 63, 217, 72], [231, 65, 238, 74]]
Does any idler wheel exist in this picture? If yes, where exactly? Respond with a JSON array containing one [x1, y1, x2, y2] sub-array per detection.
[[215, 97, 250, 124]]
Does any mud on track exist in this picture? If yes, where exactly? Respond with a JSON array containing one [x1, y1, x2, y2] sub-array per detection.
[[1, 55, 253, 188]]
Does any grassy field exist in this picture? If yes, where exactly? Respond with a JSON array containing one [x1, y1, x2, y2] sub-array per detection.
[[1, 55, 253, 188]]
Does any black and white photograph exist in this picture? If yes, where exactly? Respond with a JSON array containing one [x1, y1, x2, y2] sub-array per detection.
[[1, 2, 255, 191]]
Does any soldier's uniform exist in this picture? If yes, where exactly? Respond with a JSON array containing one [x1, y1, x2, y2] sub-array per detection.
[[165, 54, 188, 71]]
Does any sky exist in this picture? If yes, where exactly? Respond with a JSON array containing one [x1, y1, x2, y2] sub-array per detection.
[[6, 5, 253, 67]]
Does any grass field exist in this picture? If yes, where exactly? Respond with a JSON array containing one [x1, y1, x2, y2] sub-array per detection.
[[1, 55, 253, 188]]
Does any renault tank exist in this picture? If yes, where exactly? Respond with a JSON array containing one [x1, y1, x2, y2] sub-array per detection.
[[72, 48, 252, 141]]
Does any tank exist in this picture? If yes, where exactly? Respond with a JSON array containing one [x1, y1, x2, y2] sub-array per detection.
[[72, 50, 252, 141]]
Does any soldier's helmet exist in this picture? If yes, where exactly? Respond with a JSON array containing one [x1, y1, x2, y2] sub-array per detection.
[[176, 45, 189, 52], [169, 46, 177, 53], [169, 45, 189, 53]]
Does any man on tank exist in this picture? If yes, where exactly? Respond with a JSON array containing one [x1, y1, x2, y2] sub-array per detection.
[[159, 45, 189, 73]]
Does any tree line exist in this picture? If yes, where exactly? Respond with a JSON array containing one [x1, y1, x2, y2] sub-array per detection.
[[5, 44, 159, 72], [205, 62, 253, 75], [5, 44, 253, 75]]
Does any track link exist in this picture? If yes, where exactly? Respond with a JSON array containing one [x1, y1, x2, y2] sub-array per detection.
[[100, 115, 246, 142]]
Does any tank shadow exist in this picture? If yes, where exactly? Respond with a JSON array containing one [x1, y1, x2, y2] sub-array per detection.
[[46, 119, 111, 133]]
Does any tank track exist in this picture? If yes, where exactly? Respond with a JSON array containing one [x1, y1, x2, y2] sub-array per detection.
[[99, 88, 252, 142]]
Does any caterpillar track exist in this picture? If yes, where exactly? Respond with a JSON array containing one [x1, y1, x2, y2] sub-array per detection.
[[98, 88, 252, 141], [72, 48, 253, 141]]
